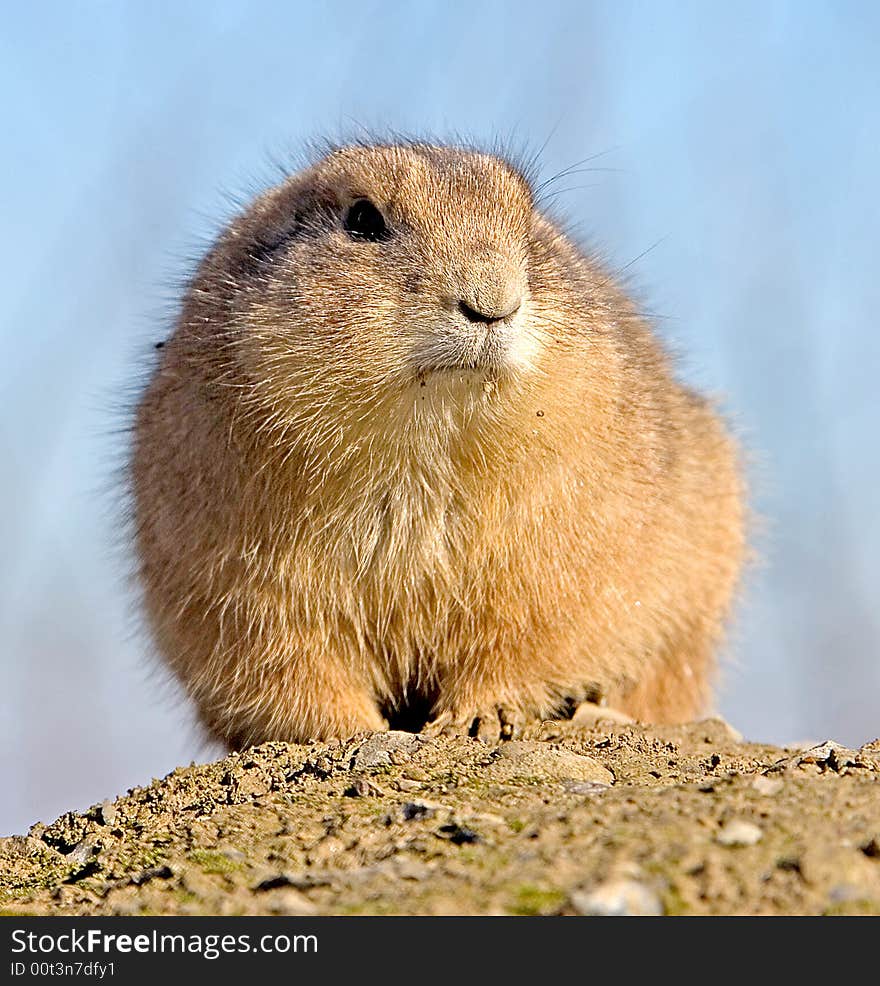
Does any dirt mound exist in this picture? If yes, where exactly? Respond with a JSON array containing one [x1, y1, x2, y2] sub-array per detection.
[[3, 718, 880, 915]]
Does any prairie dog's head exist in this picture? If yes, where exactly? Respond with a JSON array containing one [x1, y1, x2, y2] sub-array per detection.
[[187, 143, 577, 448]]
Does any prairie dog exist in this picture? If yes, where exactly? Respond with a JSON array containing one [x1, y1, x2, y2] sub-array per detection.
[[132, 142, 746, 747]]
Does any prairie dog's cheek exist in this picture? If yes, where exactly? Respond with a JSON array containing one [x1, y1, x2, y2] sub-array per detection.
[[362, 293, 401, 324]]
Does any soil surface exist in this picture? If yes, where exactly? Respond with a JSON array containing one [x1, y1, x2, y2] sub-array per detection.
[[3, 715, 880, 916]]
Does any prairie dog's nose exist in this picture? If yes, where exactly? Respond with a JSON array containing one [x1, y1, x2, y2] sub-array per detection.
[[457, 252, 526, 325], [458, 297, 521, 324]]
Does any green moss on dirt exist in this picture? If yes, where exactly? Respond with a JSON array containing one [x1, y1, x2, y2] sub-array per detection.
[[507, 884, 567, 915]]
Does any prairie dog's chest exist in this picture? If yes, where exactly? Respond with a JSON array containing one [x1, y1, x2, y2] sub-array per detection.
[[334, 480, 467, 585], [266, 439, 581, 616], [284, 467, 504, 595]]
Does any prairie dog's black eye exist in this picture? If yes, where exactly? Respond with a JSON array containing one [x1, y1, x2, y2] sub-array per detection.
[[343, 199, 389, 242]]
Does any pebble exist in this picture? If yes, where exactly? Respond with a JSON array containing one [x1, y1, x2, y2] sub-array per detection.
[[264, 887, 318, 915], [487, 743, 614, 786], [254, 871, 330, 891], [562, 780, 611, 796], [827, 883, 866, 906], [350, 732, 424, 771], [392, 858, 434, 881], [402, 767, 429, 782], [771, 740, 865, 775], [496, 741, 540, 760], [798, 741, 861, 771], [180, 867, 218, 898], [220, 847, 247, 863], [571, 879, 663, 916], [751, 775, 783, 796], [109, 897, 143, 916], [570, 703, 634, 727], [68, 836, 101, 866], [131, 864, 174, 886], [306, 836, 346, 866], [716, 819, 763, 847], [343, 777, 384, 798], [99, 801, 117, 826], [401, 801, 437, 821], [437, 822, 481, 845]]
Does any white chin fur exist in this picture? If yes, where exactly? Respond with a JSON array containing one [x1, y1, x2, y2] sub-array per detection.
[[414, 311, 542, 377]]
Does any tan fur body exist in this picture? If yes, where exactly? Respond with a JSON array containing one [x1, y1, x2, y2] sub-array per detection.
[[132, 143, 745, 747]]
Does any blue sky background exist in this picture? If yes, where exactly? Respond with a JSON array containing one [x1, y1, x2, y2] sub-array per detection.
[[2, 1, 878, 835]]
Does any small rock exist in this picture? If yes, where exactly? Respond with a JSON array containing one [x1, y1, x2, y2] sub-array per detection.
[[486, 744, 614, 786], [255, 873, 296, 892], [298, 755, 333, 779], [350, 731, 424, 771], [401, 801, 437, 821], [131, 865, 174, 886], [254, 871, 330, 891], [772, 740, 867, 775], [562, 780, 611, 795], [571, 879, 663, 916], [496, 741, 540, 760], [752, 775, 783, 796], [396, 778, 423, 793], [343, 777, 384, 798], [223, 771, 270, 800], [571, 703, 634, 727], [797, 845, 872, 888], [392, 858, 434, 881], [264, 888, 318, 915], [220, 847, 247, 863], [801, 741, 863, 772], [307, 836, 346, 866], [98, 801, 117, 826], [68, 836, 101, 866], [52, 885, 79, 903], [402, 766, 429, 781], [180, 867, 218, 898], [827, 883, 866, 905], [437, 822, 480, 845], [109, 897, 144, 916], [716, 819, 763, 847]]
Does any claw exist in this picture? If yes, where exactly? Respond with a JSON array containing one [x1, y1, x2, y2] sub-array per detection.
[[498, 705, 518, 740], [472, 714, 498, 743], [423, 704, 522, 742], [421, 712, 454, 738]]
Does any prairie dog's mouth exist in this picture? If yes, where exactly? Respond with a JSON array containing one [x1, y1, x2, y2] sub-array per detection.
[[417, 346, 508, 375], [413, 309, 533, 376]]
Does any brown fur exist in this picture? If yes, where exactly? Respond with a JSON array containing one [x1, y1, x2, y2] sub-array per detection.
[[131, 142, 746, 747]]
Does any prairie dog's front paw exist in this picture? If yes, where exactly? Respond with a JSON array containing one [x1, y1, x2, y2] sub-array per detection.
[[422, 704, 522, 742]]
